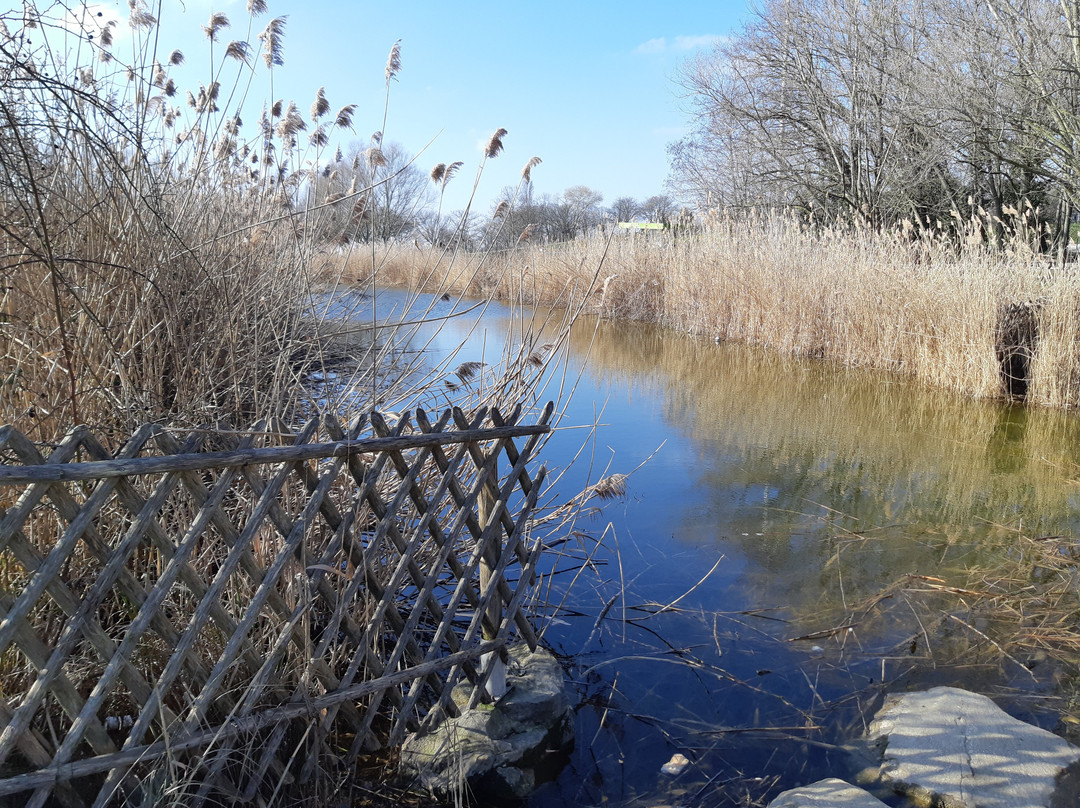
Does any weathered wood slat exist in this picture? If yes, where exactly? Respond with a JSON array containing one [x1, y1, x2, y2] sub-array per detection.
[[0, 423, 550, 482], [293, 410, 474, 774], [86, 423, 310, 808], [29, 444, 257, 808]]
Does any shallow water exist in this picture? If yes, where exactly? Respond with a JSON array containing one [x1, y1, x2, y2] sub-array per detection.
[[346, 290, 1080, 806]]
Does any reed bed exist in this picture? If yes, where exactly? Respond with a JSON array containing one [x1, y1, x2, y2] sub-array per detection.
[[375, 211, 1080, 408], [0, 5, 550, 443]]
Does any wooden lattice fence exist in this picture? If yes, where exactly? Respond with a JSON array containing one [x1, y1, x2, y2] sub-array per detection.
[[0, 403, 553, 807]]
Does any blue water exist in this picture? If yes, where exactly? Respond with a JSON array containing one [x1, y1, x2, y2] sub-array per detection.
[[336, 289, 1080, 806]]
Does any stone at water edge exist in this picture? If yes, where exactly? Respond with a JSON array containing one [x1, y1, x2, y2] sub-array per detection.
[[767, 778, 891, 808], [398, 644, 572, 801], [868, 686, 1080, 808]]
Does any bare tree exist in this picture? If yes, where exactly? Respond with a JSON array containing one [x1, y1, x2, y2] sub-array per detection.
[[562, 185, 604, 236], [608, 196, 641, 223], [669, 0, 1080, 250], [315, 139, 430, 242], [642, 194, 677, 224]]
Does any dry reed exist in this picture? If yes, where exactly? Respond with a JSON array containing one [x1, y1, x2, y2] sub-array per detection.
[[373, 210, 1080, 408]]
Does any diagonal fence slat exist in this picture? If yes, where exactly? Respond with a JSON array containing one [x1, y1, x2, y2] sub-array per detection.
[[0, 405, 553, 807]]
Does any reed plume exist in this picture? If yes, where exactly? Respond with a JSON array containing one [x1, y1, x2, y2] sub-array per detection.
[[335, 104, 356, 129], [224, 41, 249, 62], [521, 156, 541, 182], [128, 1, 157, 28], [365, 147, 387, 168], [454, 361, 485, 383], [528, 342, 554, 366], [309, 124, 329, 147], [443, 161, 463, 184], [202, 12, 229, 41], [310, 87, 329, 121], [485, 127, 507, 158], [259, 16, 286, 67], [275, 101, 305, 137], [385, 39, 402, 82], [592, 474, 627, 500]]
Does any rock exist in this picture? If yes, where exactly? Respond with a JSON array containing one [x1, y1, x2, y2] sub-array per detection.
[[398, 644, 572, 801], [660, 753, 690, 776], [768, 778, 891, 807], [868, 686, 1080, 808]]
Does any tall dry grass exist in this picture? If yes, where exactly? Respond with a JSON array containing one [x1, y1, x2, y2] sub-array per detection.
[[0, 4, 543, 442], [0, 3, 353, 440], [381, 210, 1080, 408]]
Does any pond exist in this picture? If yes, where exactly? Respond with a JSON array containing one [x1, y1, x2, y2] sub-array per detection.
[[343, 290, 1080, 806]]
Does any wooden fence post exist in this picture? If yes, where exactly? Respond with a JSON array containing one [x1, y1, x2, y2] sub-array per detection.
[[478, 446, 506, 698]]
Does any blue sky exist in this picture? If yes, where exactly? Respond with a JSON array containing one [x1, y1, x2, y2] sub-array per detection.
[[15, 0, 752, 213]]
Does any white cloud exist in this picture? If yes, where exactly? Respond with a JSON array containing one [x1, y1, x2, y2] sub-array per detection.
[[634, 34, 725, 55], [634, 37, 667, 55], [673, 34, 725, 51]]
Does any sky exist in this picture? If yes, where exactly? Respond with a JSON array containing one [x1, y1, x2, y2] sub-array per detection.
[[8, 0, 753, 214]]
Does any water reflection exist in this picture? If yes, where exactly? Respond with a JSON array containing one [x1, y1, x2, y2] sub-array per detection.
[[575, 317, 1080, 536]]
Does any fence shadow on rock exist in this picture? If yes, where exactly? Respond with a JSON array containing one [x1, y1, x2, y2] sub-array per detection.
[[0, 403, 552, 807]]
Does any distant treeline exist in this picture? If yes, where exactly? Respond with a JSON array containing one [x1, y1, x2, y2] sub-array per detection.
[[668, 0, 1080, 251]]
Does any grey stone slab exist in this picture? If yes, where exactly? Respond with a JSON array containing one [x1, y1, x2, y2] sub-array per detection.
[[869, 686, 1080, 808], [399, 644, 572, 801], [768, 778, 891, 807]]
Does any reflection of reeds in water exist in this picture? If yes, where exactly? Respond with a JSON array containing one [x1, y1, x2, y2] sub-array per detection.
[[573, 315, 1080, 534]]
